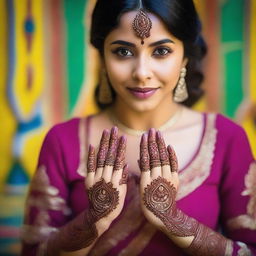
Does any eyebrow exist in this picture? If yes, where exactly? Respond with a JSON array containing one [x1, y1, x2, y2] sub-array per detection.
[[110, 39, 175, 47]]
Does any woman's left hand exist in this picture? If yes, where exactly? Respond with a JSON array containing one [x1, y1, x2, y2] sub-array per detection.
[[139, 128, 179, 230]]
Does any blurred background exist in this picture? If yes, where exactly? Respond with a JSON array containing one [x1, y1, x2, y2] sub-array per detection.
[[0, 0, 255, 255]]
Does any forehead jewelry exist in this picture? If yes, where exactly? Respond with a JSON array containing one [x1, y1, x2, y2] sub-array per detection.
[[132, 1, 152, 45]]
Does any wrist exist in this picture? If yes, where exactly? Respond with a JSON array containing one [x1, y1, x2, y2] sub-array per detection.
[[95, 218, 111, 235]]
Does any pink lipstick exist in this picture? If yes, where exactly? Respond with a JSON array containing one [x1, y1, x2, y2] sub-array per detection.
[[127, 87, 158, 99]]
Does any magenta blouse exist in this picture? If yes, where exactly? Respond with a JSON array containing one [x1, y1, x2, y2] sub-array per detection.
[[21, 113, 256, 255]]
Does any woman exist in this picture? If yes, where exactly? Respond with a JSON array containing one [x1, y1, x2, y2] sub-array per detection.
[[21, 0, 256, 255]]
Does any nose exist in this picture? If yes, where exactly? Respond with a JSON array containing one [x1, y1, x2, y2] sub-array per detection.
[[132, 56, 152, 83]]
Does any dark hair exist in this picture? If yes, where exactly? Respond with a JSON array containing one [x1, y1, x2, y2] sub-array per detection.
[[90, 0, 207, 108]]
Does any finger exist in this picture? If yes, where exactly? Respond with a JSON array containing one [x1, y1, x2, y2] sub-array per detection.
[[167, 145, 178, 173], [113, 136, 126, 171], [86, 144, 96, 188], [148, 128, 161, 179], [119, 164, 129, 185], [156, 131, 171, 178], [97, 129, 110, 168], [139, 133, 151, 183], [102, 127, 118, 182], [156, 131, 170, 166]]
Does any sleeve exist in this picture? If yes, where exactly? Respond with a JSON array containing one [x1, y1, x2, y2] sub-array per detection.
[[219, 125, 256, 255], [20, 126, 72, 256]]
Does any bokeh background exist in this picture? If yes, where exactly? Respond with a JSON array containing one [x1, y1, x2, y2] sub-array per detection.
[[0, 0, 255, 255]]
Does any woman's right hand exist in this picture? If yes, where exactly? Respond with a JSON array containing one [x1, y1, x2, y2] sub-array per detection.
[[85, 127, 128, 229]]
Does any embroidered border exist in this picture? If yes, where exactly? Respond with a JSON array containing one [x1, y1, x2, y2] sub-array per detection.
[[21, 165, 70, 245], [227, 162, 256, 230], [237, 242, 252, 256], [177, 113, 217, 200]]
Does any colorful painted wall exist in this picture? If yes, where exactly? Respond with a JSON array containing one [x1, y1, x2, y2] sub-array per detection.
[[0, 0, 255, 255]]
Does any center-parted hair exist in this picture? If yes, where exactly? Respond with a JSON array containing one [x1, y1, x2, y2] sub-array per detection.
[[90, 0, 207, 108]]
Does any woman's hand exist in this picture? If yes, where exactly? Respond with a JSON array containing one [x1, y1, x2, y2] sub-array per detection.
[[139, 128, 180, 231], [85, 127, 128, 229]]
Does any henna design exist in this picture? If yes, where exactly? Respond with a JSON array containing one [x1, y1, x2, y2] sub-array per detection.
[[97, 129, 110, 168], [132, 9, 152, 45], [187, 224, 229, 256], [148, 129, 161, 169], [119, 164, 129, 185], [167, 145, 178, 172], [140, 133, 150, 172], [88, 179, 119, 222], [51, 211, 98, 252], [114, 136, 126, 171], [143, 176, 198, 237], [87, 145, 96, 173], [156, 131, 169, 166], [143, 177, 230, 255], [105, 127, 118, 166]]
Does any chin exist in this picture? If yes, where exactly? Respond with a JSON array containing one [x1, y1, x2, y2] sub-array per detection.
[[126, 100, 160, 113]]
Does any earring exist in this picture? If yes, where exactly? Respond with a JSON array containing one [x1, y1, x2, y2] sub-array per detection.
[[98, 70, 112, 104], [173, 67, 188, 103]]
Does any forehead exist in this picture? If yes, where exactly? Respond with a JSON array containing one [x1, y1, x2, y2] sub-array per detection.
[[105, 11, 178, 44]]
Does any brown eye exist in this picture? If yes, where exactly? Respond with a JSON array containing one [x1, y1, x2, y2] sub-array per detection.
[[113, 48, 133, 57], [153, 47, 171, 57]]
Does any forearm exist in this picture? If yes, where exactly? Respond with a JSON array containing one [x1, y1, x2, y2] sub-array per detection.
[[45, 210, 110, 256], [160, 208, 233, 256]]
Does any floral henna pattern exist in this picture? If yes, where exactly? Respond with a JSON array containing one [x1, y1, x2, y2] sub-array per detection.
[[97, 130, 110, 168], [87, 145, 96, 172], [156, 131, 169, 166], [167, 145, 178, 172], [148, 129, 161, 169], [140, 134, 150, 172], [114, 136, 126, 171], [88, 179, 119, 222], [105, 127, 119, 166], [119, 164, 129, 185]]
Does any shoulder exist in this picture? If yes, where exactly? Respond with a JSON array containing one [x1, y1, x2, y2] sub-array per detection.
[[42, 117, 89, 149], [213, 113, 248, 140]]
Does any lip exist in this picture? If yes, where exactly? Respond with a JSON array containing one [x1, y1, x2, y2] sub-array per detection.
[[127, 87, 158, 99]]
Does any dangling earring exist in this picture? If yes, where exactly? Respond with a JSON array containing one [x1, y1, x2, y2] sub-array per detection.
[[98, 70, 112, 104], [173, 67, 188, 102]]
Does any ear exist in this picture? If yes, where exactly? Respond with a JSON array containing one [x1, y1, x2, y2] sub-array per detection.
[[182, 57, 188, 68]]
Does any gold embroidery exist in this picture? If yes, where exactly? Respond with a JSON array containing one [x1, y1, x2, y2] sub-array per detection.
[[227, 162, 256, 230], [21, 165, 70, 245], [225, 240, 234, 256], [118, 222, 156, 256], [77, 118, 87, 177], [177, 113, 217, 200], [237, 242, 252, 256]]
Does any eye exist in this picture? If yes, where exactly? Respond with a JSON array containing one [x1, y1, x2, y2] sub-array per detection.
[[112, 47, 133, 57], [153, 47, 172, 57]]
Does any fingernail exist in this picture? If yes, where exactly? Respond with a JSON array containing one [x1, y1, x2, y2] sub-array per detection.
[[156, 130, 162, 140], [120, 135, 126, 143], [112, 126, 118, 135], [89, 144, 94, 152], [103, 129, 109, 136]]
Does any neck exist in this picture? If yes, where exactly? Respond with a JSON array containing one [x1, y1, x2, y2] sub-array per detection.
[[110, 97, 182, 131]]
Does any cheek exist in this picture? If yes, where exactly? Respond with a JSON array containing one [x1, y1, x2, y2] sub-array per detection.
[[105, 59, 131, 86], [154, 60, 181, 86]]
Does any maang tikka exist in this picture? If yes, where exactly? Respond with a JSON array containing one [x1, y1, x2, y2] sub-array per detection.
[[132, 0, 152, 45]]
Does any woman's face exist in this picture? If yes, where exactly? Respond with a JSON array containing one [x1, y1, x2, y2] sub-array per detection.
[[103, 11, 187, 113]]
